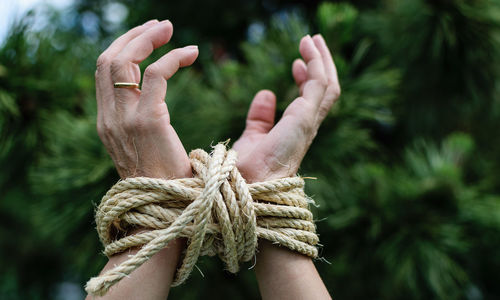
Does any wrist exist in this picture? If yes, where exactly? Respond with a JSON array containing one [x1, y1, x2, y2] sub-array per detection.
[[255, 241, 331, 300]]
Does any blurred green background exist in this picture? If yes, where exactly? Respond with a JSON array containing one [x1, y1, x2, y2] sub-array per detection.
[[1, 0, 500, 299]]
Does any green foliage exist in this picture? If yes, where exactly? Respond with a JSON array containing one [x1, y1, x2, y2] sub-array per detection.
[[1, 1, 499, 299]]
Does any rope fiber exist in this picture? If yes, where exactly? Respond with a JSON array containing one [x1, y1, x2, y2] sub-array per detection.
[[85, 143, 319, 296]]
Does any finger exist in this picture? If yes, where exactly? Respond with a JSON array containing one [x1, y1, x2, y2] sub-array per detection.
[[312, 34, 338, 85], [241, 90, 276, 136], [275, 36, 327, 137], [113, 20, 173, 67], [100, 19, 159, 65], [312, 34, 341, 123], [299, 35, 326, 108], [292, 58, 307, 93], [139, 46, 199, 115], [110, 20, 174, 112], [111, 20, 174, 83], [95, 20, 159, 115]]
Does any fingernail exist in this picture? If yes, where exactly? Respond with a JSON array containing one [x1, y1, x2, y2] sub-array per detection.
[[144, 19, 158, 25], [184, 45, 198, 50], [160, 19, 170, 24]]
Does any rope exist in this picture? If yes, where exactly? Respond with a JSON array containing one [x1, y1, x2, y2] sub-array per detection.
[[85, 143, 319, 296]]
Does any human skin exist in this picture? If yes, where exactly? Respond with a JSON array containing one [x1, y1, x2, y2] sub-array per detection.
[[232, 33, 338, 300], [89, 18, 339, 300]]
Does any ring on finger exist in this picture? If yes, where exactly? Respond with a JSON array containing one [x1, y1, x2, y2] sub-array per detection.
[[114, 82, 140, 89]]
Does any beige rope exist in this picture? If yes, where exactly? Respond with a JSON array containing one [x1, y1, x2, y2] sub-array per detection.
[[85, 143, 319, 296]]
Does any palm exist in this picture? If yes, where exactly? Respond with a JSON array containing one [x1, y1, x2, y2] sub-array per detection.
[[233, 34, 340, 183], [233, 97, 310, 183]]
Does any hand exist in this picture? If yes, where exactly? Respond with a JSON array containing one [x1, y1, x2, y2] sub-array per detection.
[[235, 34, 338, 300], [233, 34, 340, 183], [95, 19, 198, 180], [90, 20, 198, 299]]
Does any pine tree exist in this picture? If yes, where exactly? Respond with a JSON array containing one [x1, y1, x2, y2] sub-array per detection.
[[0, 1, 499, 299]]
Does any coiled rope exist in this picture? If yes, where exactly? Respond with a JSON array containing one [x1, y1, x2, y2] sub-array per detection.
[[85, 143, 319, 296]]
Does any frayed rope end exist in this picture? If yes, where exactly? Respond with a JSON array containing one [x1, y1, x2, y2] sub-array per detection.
[[85, 277, 109, 297]]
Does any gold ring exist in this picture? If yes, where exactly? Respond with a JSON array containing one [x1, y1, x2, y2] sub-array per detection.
[[114, 82, 140, 89]]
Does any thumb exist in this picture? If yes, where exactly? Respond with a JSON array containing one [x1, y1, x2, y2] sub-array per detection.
[[242, 90, 276, 135]]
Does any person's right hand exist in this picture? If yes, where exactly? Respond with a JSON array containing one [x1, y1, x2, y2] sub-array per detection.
[[95, 19, 198, 180]]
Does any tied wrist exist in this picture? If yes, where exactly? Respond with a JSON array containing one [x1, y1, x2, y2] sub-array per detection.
[[86, 142, 319, 297]]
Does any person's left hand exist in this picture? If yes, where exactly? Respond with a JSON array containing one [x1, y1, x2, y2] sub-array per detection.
[[233, 34, 340, 183]]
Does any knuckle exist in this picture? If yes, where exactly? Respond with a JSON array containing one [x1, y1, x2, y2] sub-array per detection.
[[310, 125, 318, 139], [166, 49, 182, 66], [96, 121, 112, 140], [110, 58, 126, 75], [304, 122, 317, 138], [96, 54, 110, 69], [318, 105, 331, 121], [123, 114, 152, 134], [143, 63, 161, 79], [327, 82, 341, 99], [308, 78, 328, 92], [125, 114, 143, 132], [293, 115, 315, 138], [96, 122, 103, 138], [332, 86, 341, 99], [167, 48, 182, 56], [122, 117, 136, 133], [128, 26, 143, 36]]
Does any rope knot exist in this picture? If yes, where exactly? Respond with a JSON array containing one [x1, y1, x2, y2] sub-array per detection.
[[86, 143, 319, 296]]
